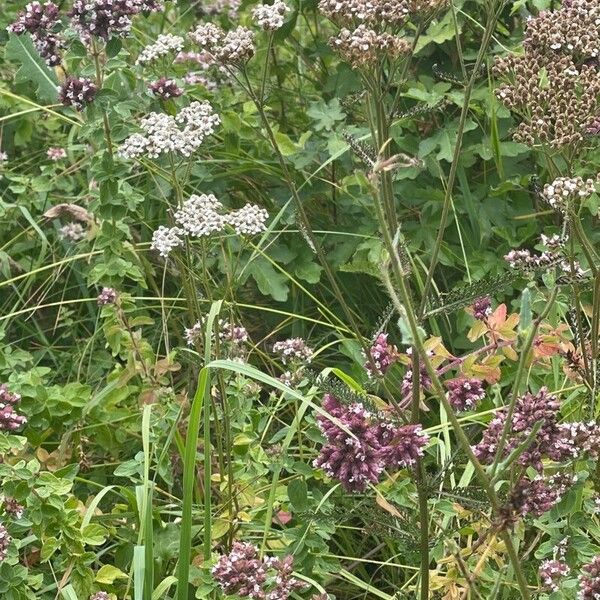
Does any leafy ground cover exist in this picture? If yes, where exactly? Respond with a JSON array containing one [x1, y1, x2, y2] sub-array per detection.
[[1, 0, 600, 598]]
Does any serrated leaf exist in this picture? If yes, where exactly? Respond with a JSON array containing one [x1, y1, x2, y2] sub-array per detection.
[[6, 33, 59, 103]]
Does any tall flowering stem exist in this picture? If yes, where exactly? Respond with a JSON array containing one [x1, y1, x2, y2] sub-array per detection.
[[381, 266, 532, 600]]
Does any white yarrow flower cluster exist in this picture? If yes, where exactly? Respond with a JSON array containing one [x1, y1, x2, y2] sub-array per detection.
[[272, 338, 313, 364], [119, 101, 220, 159], [136, 33, 185, 64], [227, 204, 269, 234], [252, 1, 290, 30], [151, 225, 184, 257], [174, 194, 227, 237], [151, 195, 269, 258], [541, 176, 596, 210], [189, 23, 255, 63]]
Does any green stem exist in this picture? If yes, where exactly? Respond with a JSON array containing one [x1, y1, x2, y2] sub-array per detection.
[[490, 287, 559, 475], [418, 2, 503, 317]]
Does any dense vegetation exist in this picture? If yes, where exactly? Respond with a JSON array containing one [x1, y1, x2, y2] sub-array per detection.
[[1, 0, 600, 598]]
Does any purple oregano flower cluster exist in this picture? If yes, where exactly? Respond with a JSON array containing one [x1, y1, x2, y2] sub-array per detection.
[[7, 1, 63, 65], [313, 394, 428, 492], [474, 386, 600, 519], [445, 377, 486, 412], [579, 555, 600, 600], [473, 387, 600, 471], [212, 541, 306, 600], [0, 385, 27, 432], [8, 1, 163, 111], [363, 332, 399, 378]]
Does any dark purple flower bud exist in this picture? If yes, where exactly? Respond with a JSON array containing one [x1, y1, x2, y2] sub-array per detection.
[[364, 332, 399, 377], [579, 556, 600, 600], [378, 422, 428, 468], [0, 385, 27, 431], [445, 377, 485, 411], [59, 77, 97, 110], [8, 2, 63, 66], [471, 296, 492, 321], [212, 542, 267, 598], [97, 287, 117, 306], [313, 395, 384, 492], [539, 558, 569, 592], [69, 0, 162, 42], [149, 77, 183, 100]]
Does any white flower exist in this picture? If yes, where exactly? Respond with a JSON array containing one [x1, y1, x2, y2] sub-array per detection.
[[174, 194, 227, 237], [151, 225, 184, 258], [118, 101, 220, 159], [136, 33, 185, 65], [226, 203, 268, 234], [252, 1, 290, 30]]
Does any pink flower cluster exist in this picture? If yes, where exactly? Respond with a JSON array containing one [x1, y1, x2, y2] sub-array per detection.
[[313, 394, 428, 491], [212, 542, 305, 599], [473, 387, 600, 471], [8, 1, 63, 66], [539, 558, 570, 592], [579, 555, 600, 600], [508, 474, 572, 518], [364, 332, 398, 377], [445, 377, 485, 411], [68, 0, 163, 42], [0, 385, 27, 431]]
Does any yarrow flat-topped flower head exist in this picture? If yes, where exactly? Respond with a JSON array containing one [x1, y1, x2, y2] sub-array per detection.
[[252, 1, 290, 31], [189, 23, 255, 64], [136, 33, 185, 64], [150, 193, 269, 258], [119, 101, 220, 159]]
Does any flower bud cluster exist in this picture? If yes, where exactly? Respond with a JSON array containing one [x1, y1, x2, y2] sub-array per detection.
[[252, 1, 290, 30], [58, 77, 98, 111], [541, 176, 596, 211], [330, 25, 411, 68], [0, 385, 27, 431], [7, 2, 63, 66], [313, 394, 428, 491], [212, 542, 306, 599], [494, 0, 600, 148], [363, 332, 399, 377]]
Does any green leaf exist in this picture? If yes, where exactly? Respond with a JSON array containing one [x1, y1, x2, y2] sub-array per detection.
[[82, 524, 108, 546], [287, 479, 309, 512], [95, 565, 129, 584], [307, 98, 346, 131], [246, 258, 289, 301], [5, 34, 59, 103]]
